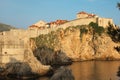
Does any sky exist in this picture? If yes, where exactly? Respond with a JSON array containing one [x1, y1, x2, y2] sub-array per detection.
[[0, 0, 120, 29]]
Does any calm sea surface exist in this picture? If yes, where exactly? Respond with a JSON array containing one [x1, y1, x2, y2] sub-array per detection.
[[38, 61, 120, 80], [2, 61, 120, 80], [68, 61, 120, 80]]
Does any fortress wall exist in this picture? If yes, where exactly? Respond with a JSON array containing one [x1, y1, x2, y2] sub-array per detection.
[[29, 18, 97, 36], [38, 29, 50, 35], [27, 29, 48, 38], [2, 48, 24, 55], [0, 35, 4, 42], [0, 17, 114, 64], [98, 18, 114, 28], [1, 54, 24, 63], [77, 14, 88, 19], [27, 17, 113, 36], [9, 29, 29, 39], [58, 18, 97, 29], [0, 29, 25, 63], [0, 45, 25, 63], [27, 29, 38, 38], [71, 18, 97, 26], [28, 28, 58, 37]]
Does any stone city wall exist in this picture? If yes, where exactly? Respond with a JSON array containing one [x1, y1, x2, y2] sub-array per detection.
[[0, 30, 25, 63], [57, 18, 97, 29], [0, 17, 114, 64], [98, 18, 114, 28]]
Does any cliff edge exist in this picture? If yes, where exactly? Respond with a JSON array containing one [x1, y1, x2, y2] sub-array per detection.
[[32, 22, 120, 61]]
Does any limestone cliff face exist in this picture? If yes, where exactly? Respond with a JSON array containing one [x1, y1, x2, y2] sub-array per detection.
[[59, 29, 94, 61], [32, 25, 120, 61], [59, 29, 120, 61]]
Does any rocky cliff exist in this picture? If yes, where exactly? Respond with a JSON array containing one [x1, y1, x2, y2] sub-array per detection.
[[31, 23, 120, 61]]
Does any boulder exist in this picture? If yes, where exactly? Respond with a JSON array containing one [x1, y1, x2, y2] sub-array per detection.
[[50, 66, 74, 80]]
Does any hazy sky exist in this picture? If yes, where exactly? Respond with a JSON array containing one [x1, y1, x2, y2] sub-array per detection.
[[0, 0, 120, 29]]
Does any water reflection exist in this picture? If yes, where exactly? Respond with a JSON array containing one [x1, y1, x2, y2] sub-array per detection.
[[117, 66, 120, 78], [1, 61, 120, 80], [68, 61, 120, 80]]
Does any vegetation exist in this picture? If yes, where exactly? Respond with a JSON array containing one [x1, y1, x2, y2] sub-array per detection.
[[80, 27, 88, 40], [107, 23, 120, 43], [114, 46, 120, 53], [33, 30, 60, 50], [0, 23, 16, 32], [107, 22, 120, 53], [34, 23, 106, 47], [89, 22, 105, 36], [117, 2, 120, 10]]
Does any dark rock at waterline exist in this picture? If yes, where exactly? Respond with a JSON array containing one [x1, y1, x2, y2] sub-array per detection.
[[0, 62, 39, 79], [33, 46, 72, 66], [50, 66, 74, 80], [117, 66, 120, 77]]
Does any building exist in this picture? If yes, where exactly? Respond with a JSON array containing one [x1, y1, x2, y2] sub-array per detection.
[[29, 20, 49, 30], [0, 11, 115, 64], [48, 20, 68, 28], [77, 11, 97, 18], [76, 11, 114, 28], [29, 20, 68, 30], [28, 11, 114, 30]]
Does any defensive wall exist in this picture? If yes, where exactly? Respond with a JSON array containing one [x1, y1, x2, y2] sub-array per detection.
[[0, 29, 31, 64], [0, 28, 52, 64], [0, 16, 114, 64], [57, 18, 97, 29], [58, 17, 113, 29]]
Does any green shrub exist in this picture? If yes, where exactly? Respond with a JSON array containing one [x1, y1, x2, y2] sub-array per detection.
[[33, 31, 59, 50], [89, 22, 105, 36], [80, 27, 88, 40], [107, 23, 120, 42]]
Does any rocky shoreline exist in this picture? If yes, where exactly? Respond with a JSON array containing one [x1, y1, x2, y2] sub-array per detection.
[[0, 23, 120, 80]]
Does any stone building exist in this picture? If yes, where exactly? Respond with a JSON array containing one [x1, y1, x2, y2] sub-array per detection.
[[0, 11, 116, 64], [76, 11, 97, 18], [29, 20, 49, 30], [0, 30, 25, 63], [29, 11, 114, 30], [48, 20, 68, 28], [76, 11, 114, 28]]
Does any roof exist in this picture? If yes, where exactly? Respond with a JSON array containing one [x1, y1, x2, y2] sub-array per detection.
[[77, 11, 96, 17], [49, 20, 68, 25], [77, 11, 88, 14]]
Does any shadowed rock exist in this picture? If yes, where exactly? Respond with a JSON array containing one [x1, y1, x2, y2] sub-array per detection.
[[33, 46, 72, 66], [0, 62, 38, 79], [117, 66, 120, 77], [0, 49, 51, 79], [50, 66, 74, 80]]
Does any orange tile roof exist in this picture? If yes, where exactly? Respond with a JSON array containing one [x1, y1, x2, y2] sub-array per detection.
[[29, 25, 38, 28], [77, 11, 96, 17], [49, 20, 68, 25], [77, 11, 88, 14]]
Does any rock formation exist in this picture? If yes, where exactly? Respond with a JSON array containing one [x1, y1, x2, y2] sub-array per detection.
[[50, 66, 74, 80], [32, 24, 120, 61], [0, 38, 51, 79], [33, 46, 72, 66]]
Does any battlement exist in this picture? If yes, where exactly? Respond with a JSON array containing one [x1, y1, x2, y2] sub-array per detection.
[[0, 11, 115, 63]]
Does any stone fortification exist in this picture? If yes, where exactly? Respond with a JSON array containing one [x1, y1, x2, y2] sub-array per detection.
[[29, 11, 114, 31], [58, 17, 113, 29], [0, 30, 25, 63], [0, 11, 115, 64], [32, 25, 120, 61], [0, 28, 51, 64], [0, 29, 51, 76]]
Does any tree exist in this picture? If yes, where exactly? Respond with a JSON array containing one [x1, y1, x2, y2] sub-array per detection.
[[89, 22, 104, 36], [117, 3, 120, 10]]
